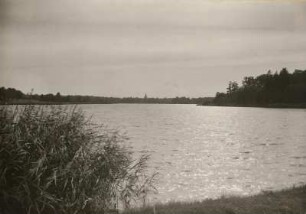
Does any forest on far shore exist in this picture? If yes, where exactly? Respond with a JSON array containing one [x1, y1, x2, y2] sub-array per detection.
[[0, 87, 212, 105], [213, 68, 306, 107], [1, 68, 306, 107]]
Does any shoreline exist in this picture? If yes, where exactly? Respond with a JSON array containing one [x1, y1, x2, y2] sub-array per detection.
[[124, 185, 306, 214], [2, 102, 306, 109], [199, 103, 306, 109]]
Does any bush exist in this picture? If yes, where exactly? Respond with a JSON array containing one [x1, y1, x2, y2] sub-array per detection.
[[0, 105, 156, 214]]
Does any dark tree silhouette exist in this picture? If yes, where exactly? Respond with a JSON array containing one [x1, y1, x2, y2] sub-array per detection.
[[213, 68, 306, 107]]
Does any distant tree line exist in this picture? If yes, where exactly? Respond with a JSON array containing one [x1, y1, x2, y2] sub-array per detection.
[[0, 87, 24, 101], [213, 68, 306, 107], [0, 87, 213, 105]]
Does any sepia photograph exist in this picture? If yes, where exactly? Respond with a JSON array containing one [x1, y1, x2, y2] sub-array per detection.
[[1, 0, 306, 213]]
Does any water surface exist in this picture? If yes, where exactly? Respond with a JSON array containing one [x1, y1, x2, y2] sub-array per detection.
[[82, 104, 306, 203]]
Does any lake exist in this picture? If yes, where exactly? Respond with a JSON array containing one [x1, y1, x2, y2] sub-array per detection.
[[81, 104, 306, 203]]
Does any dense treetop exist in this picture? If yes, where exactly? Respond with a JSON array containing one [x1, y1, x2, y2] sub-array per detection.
[[214, 68, 306, 107]]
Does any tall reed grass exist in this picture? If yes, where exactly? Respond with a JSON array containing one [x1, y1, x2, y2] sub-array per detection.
[[0, 105, 156, 214]]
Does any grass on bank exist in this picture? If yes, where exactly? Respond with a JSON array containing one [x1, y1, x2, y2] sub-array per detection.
[[124, 185, 306, 214], [0, 105, 156, 214]]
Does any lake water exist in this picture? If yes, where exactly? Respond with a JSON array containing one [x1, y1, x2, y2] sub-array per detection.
[[81, 104, 306, 203]]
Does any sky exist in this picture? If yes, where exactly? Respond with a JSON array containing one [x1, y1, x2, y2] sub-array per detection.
[[1, 0, 306, 97]]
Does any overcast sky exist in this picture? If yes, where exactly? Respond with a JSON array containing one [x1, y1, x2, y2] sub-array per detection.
[[1, 0, 306, 97]]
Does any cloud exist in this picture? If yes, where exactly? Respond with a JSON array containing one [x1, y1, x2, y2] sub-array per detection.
[[1, 0, 306, 96]]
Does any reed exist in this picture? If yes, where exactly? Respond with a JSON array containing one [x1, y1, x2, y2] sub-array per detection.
[[0, 105, 156, 214]]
